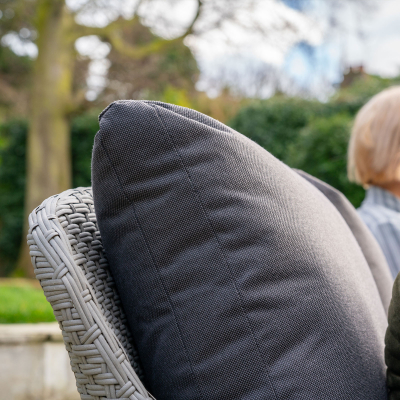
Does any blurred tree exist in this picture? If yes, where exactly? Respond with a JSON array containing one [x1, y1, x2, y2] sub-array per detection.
[[1, 0, 315, 276], [100, 22, 199, 103], [0, 0, 204, 276], [0, 46, 32, 118]]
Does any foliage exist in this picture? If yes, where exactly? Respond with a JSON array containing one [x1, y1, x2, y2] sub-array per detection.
[[71, 111, 101, 188], [193, 89, 247, 124], [229, 74, 400, 207], [161, 85, 192, 108], [230, 97, 323, 161], [0, 280, 55, 323], [99, 23, 199, 104], [333, 74, 400, 111], [0, 120, 27, 276], [0, 0, 208, 278], [0, 113, 99, 276], [288, 114, 365, 207]]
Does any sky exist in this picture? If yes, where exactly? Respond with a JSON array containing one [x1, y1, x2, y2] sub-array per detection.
[[342, 0, 400, 77], [3, 0, 400, 99], [187, 0, 400, 98], [145, 0, 400, 98], [281, 0, 400, 96]]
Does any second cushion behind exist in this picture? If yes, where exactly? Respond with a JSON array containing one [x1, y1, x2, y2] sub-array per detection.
[[296, 169, 393, 313]]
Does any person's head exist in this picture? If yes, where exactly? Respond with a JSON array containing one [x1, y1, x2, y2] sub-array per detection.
[[348, 86, 400, 188]]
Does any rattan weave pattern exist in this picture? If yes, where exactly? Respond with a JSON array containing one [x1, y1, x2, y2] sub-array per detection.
[[27, 187, 154, 400]]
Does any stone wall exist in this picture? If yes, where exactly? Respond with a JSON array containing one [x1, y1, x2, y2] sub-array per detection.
[[0, 323, 79, 400]]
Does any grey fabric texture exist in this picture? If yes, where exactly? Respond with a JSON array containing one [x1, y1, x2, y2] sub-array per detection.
[[295, 169, 393, 314], [92, 100, 388, 400]]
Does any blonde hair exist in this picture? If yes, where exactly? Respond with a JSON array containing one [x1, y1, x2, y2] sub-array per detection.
[[348, 86, 400, 187]]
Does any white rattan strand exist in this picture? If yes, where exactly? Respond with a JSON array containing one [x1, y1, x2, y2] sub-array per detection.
[[27, 187, 154, 400]]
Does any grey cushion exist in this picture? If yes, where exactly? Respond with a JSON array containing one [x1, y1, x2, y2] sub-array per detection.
[[295, 169, 393, 314], [92, 100, 388, 400]]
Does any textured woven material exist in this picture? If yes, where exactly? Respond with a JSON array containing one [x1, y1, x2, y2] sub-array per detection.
[[296, 169, 393, 314], [27, 187, 153, 400], [92, 100, 388, 400]]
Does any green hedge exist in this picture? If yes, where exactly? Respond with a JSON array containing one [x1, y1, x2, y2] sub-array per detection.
[[229, 74, 400, 208], [229, 97, 323, 161], [287, 113, 365, 207], [0, 112, 100, 276], [0, 120, 27, 277], [71, 112, 101, 188]]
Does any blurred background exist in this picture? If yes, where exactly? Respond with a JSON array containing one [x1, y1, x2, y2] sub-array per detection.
[[3, 0, 400, 397], [1, 0, 400, 319]]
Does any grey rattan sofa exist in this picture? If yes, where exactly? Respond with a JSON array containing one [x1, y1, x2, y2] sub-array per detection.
[[27, 187, 154, 400]]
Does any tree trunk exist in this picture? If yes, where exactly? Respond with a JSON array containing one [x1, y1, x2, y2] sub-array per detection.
[[16, 0, 74, 277]]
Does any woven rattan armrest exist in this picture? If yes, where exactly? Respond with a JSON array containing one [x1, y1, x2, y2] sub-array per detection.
[[27, 187, 154, 400]]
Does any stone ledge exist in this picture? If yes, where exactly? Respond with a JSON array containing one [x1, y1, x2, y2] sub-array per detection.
[[0, 322, 63, 345]]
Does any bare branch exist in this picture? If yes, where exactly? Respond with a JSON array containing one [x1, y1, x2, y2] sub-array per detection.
[[107, 28, 168, 58], [133, 0, 144, 16], [180, 0, 203, 38], [71, 15, 137, 40], [71, 0, 204, 60], [66, 88, 87, 114]]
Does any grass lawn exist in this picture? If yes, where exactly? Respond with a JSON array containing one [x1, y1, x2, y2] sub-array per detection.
[[0, 279, 56, 323]]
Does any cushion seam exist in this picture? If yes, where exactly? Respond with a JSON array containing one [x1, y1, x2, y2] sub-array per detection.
[[98, 101, 117, 122], [97, 132, 204, 400], [151, 104, 279, 400]]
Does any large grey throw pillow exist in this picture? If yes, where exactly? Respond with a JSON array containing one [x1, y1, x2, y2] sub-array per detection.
[[92, 100, 388, 400]]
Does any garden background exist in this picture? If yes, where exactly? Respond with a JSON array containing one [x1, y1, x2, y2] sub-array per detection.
[[1, 0, 400, 323]]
